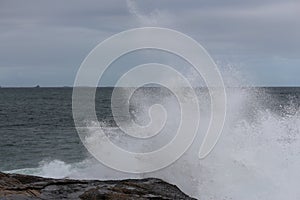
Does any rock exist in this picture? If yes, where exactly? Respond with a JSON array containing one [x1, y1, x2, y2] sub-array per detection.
[[0, 172, 196, 200]]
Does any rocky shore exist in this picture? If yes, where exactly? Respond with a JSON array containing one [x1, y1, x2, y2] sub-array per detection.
[[0, 172, 196, 199]]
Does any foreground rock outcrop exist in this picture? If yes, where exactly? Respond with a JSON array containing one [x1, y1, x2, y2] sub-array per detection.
[[0, 172, 196, 200]]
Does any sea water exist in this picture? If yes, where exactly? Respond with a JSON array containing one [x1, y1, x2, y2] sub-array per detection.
[[1, 87, 300, 199]]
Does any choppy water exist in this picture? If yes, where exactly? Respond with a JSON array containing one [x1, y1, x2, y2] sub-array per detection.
[[1, 87, 300, 199], [0, 88, 115, 171]]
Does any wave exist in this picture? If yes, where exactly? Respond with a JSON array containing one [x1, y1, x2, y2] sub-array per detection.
[[5, 88, 300, 200]]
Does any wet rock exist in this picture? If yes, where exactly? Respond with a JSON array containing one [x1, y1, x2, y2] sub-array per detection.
[[0, 172, 196, 200]]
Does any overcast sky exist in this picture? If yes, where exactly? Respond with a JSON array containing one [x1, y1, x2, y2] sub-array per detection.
[[0, 0, 299, 87]]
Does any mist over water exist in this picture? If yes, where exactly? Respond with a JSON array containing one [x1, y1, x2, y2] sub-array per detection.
[[1, 85, 300, 199]]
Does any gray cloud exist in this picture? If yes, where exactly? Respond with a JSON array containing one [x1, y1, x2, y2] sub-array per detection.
[[0, 0, 299, 86], [131, 0, 300, 56]]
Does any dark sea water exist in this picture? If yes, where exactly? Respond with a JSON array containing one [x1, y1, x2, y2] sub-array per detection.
[[1, 87, 300, 199], [0, 87, 175, 171], [0, 88, 84, 171]]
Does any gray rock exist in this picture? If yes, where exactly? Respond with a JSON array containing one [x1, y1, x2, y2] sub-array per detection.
[[0, 172, 196, 200]]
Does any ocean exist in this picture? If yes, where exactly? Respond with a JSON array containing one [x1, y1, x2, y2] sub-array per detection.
[[1, 87, 300, 199]]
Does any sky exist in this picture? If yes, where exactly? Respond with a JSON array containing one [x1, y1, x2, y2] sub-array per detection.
[[0, 0, 299, 87]]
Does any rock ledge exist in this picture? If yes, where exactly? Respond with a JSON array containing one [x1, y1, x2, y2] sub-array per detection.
[[0, 172, 196, 200]]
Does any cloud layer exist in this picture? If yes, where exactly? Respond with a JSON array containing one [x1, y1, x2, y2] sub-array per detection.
[[0, 0, 299, 86]]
